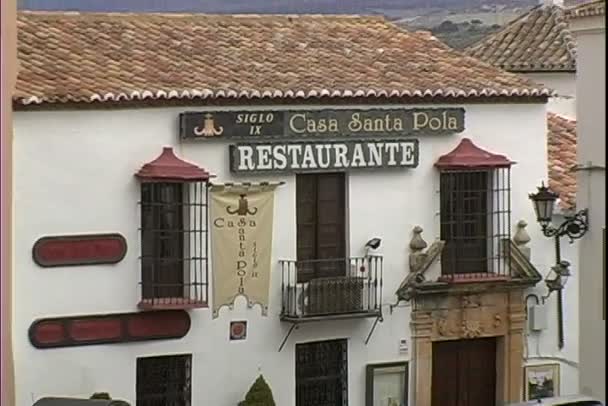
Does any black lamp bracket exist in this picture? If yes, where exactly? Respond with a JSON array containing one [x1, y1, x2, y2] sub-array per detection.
[[541, 209, 589, 243]]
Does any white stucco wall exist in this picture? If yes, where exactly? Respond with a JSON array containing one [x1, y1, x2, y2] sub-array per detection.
[[570, 15, 606, 403], [523, 212, 581, 396], [13, 102, 579, 406], [525, 72, 577, 119]]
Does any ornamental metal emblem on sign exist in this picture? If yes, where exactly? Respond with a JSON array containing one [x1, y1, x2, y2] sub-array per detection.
[[194, 113, 224, 137], [226, 194, 258, 216]]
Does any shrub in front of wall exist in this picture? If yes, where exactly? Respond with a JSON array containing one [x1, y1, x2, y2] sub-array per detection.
[[238, 375, 276, 406], [90, 393, 112, 400]]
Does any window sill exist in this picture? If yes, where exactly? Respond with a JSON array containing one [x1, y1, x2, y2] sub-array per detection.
[[138, 298, 208, 310], [437, 273, 511, 283]]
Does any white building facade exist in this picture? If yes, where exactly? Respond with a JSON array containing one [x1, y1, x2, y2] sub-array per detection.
[[12, 11, 579, 406], [567, 0, 606, 401]]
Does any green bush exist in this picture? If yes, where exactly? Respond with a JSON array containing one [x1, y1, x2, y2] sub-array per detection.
[[90, 393, 111, 400], [239, 375, 276, 406], [90, 392, 130, 405]]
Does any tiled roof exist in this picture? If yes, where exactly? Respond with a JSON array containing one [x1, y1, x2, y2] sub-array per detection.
[[15, 11, 552, 106], [566, 0, 606, 18], [547, 112, 577, 210], [465, 5, 577, 72]]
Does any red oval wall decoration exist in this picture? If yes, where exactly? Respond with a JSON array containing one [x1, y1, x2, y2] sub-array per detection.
[[29, 310, 190, 349], [32, 321, 66, 346], [127, 311, 191, 339], [69, 319, 123, 342], [32, 234, 127, 267]]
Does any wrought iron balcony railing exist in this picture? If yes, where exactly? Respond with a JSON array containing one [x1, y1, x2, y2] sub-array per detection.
[[279, 256, 383, 321], [437, 238, 513, 283]]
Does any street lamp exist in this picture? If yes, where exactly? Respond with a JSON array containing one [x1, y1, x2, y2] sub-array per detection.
[[528, 182, 589, 349], [529, 182, 589, 242], [544, 260, 572, 299]]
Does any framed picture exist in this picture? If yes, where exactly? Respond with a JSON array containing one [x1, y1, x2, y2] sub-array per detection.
[[366, 362, 409, 406], [229, 321, 247, 341], [524, 363, 560, 400]]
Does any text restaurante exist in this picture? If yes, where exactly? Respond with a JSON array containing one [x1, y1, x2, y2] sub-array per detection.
[[230, 140, 419, 173]]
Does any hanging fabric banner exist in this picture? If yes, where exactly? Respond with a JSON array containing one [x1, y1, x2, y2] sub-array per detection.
[[210, 183, 279, 318]]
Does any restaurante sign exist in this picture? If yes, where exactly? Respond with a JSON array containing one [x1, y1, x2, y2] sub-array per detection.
[[180, 108, 464, 140], [230, 139, 419, 173]]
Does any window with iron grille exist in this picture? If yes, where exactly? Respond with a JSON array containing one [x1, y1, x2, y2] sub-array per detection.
[[139, 181, 209, 309], [136, 354, 192, 406], [439, 168, 511, 279], [296, 339, 348, 406]]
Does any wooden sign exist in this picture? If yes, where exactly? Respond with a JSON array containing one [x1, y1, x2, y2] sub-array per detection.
[[29, 310, 191, 349], [32, 233, 127, 267], [180, 108, 465, 140], [230, 139, 419, 173]]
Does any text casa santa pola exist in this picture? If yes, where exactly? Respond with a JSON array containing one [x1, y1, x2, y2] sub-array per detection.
[[179, 108, 465, 173]]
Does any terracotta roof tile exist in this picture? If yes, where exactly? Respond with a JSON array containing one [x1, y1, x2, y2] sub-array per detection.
[[547, 112, 577, 210], [465, 5, 577, 72], [15, 11, 552, 106], [566, 0, 606, 18]]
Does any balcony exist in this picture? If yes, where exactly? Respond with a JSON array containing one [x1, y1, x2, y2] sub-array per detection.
[[436, 237, 516, 284], [279, 256, 383, 322]]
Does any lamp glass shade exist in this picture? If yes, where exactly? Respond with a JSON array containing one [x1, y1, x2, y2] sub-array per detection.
[[560, 273, 570, 289], [556, 260, 571, 289], [546, 261, 572, 292], [529, 183, 559, 227]]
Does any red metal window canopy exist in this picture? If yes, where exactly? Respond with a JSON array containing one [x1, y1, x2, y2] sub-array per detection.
[[435, 138, 514, 169], [135, 147, 212, 182]]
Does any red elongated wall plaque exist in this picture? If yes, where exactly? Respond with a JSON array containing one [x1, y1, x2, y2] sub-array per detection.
[[32, 233, 127, 267], [29, 310, 190, 349]]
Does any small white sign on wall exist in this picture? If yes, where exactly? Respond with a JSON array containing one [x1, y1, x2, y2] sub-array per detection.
[[399, 338, 408, 353]]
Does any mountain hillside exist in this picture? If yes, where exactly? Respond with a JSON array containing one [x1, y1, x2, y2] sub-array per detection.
[[19, 0, 538, 15]]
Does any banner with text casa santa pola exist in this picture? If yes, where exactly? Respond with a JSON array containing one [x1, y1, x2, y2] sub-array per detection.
[[210, 184, 278, 318]]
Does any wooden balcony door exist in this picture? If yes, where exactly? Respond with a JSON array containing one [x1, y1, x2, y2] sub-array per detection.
[[431, 338, 497, 406], [296, 173, 346, 282]]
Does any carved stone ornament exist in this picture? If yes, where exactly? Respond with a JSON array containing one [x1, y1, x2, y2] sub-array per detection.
[[462, 295, 481, 308], [513, 220, 531, 246], [410, 226, 428, 251], [462, 320, 482, 338], [513, 219, 532, 260], [437, 318, 448, 336], [409, 226, 428, 272], [397, 227, 445, 301], [494, 313, 502, 329]]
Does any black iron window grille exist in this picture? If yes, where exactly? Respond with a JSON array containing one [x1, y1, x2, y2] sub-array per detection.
[[136, 354, 192, 406], [139, 181, 209, 309], [439, 168, 511, 280], [296, 339, 349, 406]]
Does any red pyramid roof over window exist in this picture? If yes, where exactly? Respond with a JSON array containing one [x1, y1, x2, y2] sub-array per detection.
[[135, 147, 211, 181], [435, 138, 514, 169]]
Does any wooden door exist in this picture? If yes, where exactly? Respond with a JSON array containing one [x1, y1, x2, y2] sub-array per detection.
[[431, 338, 497, 406], [296, 173, 346, 282]]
